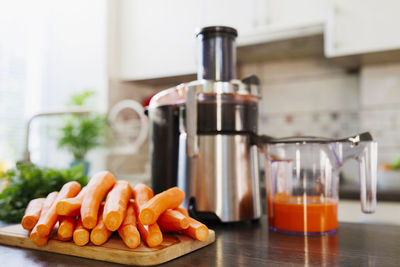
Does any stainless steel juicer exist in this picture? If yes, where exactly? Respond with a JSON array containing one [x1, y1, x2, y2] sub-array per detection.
[[148, 26, 262, 222]]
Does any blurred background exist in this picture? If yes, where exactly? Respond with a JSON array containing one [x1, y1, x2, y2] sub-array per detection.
[[1, 0, 400, 224]]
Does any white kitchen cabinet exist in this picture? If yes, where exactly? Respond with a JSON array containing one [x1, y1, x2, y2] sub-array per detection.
[[119, 0, 259, 80], [238, 0, 325, 46], [325, 0, 400, 57], [200, 0, 259, 37], [118, 0, 326, 80], [266, 0, 325, 28], [119, 0, 200, 80]]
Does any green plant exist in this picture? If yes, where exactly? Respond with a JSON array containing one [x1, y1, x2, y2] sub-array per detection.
[[391, 155, 400, 170], [58, 91, 107, 161], [0, 162, 88, 223]]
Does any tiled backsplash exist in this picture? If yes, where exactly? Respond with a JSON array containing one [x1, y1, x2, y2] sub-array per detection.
[[259, 111, 359, 139], [109, 56, 400, 181], [360, 63, 400, 164], [239, 58, 360, 139]]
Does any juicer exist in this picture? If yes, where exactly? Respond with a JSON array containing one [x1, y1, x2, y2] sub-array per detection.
[[148, 26, 262, 222]]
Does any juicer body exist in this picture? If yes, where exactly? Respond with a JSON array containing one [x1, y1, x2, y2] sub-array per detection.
[[178, 134, 261, 222]]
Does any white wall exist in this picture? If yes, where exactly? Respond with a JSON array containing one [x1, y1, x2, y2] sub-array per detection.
[[24, 0, 108, 174]]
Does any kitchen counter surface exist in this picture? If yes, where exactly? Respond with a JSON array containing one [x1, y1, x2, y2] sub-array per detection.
[[1, 216, 400, 266], [340, 183, 400, 202]]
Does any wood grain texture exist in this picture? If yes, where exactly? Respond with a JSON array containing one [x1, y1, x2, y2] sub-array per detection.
[[0, 224, 214, 266]]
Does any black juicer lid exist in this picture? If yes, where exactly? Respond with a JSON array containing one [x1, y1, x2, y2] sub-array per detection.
[[196, 26, 238, 38], [196, 26, 238, 81]]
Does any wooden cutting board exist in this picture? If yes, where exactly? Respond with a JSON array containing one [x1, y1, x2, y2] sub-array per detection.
[[0, 224, 215, 266]]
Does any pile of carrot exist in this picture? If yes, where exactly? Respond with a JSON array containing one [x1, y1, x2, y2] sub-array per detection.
[[21, 171, 209, 248]]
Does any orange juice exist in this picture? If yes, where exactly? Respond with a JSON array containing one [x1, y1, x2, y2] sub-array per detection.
[[268, 193, 338, 233]]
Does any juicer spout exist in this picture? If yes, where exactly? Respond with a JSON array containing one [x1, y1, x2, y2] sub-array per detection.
[[337, 132, 373, 144]]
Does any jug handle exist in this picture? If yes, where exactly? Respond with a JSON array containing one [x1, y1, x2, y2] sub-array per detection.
[[341, 132, 377, 213], [357, 141, 378, 213]]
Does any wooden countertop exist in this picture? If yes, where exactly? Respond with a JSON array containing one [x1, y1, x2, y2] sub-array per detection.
[[1, 216, 400, 266]]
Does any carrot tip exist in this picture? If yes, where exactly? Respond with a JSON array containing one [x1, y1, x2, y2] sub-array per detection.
[[56, 202, 66, 215], [197, 227, 209, 242], [30, 232, 48, 247], [127, 236, 140, 248], [139, 209, 154, 225], [91, 231, 108, 245], [36, 225, 49, 236], [82, 217, 97, 229], [73, 231, 89, 246], [22, 218, 35, 230], [147, 233, 163, 248], [105, 213, 121, 231]]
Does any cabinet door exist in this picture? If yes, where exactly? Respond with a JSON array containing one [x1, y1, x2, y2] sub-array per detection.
[[200, 0, 259, 38], [266, 0, 325, 28], [325, 0, 400, 57], [119, 0, 200, 80]]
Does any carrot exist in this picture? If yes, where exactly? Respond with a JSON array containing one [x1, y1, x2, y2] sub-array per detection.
[[180, 215, 209, 242], [81, 171, 116, 229], [133, 200, 162, 248], [132, 184, 163, 247], [57, 216, 76, 241], [132, 183, 154, 206], [21, 198, 45, 230], [158, 209, 189, 232], [29, 192, 58, 246], [118, 200, 140, 248], [103, 180, 132, 231], [90, 204, 112, 245], [56, 186, 87, 216], [139, 187, 185, 225], [36, 181, 81, 236], [175, 205, 209, 241], [30, 230, 49, 247], [174, 206, 189, 217], [73, 217, 90, 246]]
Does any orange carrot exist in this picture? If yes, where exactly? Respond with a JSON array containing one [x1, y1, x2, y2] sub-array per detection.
[[57, 216, 76, 241], [174, 206, 189, 217], [179, 214, 209, 242], [103, 180, 132, 231], [30, 230, 49, 247], [22, 198, 45, 230], [118, 200, 140, 248], [81, 171, 116, 229], [36, 182, 81, 236], [158, 209, 189, 232], [29, 192, 58, 246], [132, 183, 154, 206], [56, 186, 87, 216], [139, 187, 185, 225], [133, 200, 162, 248], [132, 184, 163, 247], [90, 204, 112, 245], [73, 217, 90, 246]]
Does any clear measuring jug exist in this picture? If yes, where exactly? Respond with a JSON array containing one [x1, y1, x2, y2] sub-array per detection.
[[258, 132, 377, 235]]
